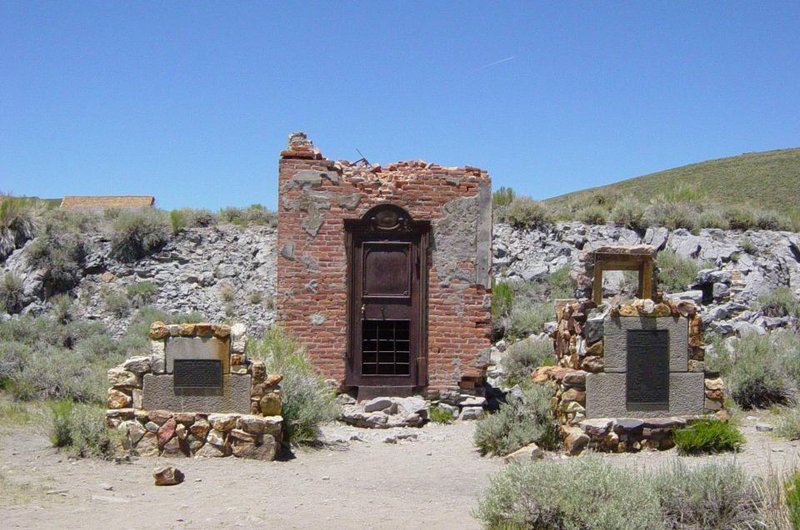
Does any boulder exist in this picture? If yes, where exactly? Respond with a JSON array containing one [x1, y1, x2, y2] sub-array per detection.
[[460, 407, 484, 420], [502, 443, 544, 464], [153, 466, 184, 486], [363, 397, 394, 413]]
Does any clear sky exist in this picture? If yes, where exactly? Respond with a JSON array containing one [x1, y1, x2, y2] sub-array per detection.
[[2, 1, 799, 211]]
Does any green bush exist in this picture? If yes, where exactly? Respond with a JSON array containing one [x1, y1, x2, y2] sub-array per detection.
[[610, 196, 646, 230], [728, 333, 794, 409], [170, 208, 217, 233], [0, 194, 40, 260], [546, 266, 576, 299], [673, 419, 744, 455], [101, 288, 130, 318], [247, 327, 339, 445], [656, 250, 707, 294], [698, 208, 729, 229], [126, 281, 158, 308], [26, 230, 86, 297], [474, 384, 557, 456], [507, 301, 553, 339], [218, 204, 276, 227], [645, 201, 698, 230], [576, 204, 607, 225], [754, 209, 788, 230], [777, 408, 800, 440], [655, 461, 760, 528], [786, 471, 800, 530], [725, 206, 757, 230], [50, 400, 118, 457], [492, 186, 515, 207], [500, 338, 554, 387], [474, 457, 663, 530], [110, 209, 171, 262], [758, 286, 800, 319], [0, 272, 24, 314], [505, 197, 553, 229], [429, 406, 455, 424], [741, 237, 757, 254], [490, 281, 513, 323]]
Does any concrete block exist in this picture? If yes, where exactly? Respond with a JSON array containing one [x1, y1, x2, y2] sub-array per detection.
[[586, 372, 704, 418], [604, 315, 688, 372], [142, 374, 252, 414]]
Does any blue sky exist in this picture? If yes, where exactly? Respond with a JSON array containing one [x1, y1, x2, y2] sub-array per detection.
[[2, 1, 799, 210]]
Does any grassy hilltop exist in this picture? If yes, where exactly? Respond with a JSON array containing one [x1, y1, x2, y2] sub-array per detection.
[[546, 147, 800, 218]]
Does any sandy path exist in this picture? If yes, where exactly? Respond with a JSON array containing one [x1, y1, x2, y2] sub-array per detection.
[[0, 422, 502, 530], [2, 412, 799, 530]]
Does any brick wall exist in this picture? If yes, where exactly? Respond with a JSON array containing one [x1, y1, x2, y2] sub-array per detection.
[[276, 133, 492, 395]]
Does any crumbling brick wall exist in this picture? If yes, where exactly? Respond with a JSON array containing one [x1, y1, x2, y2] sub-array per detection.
[[276, 133, 492, 394]]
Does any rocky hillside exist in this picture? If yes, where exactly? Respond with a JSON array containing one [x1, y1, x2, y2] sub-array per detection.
[[2, 224, 277, 335], [2, 220, 799, 338]]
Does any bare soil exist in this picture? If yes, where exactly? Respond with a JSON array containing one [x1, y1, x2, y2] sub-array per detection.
[[1, 412, 798, 530]]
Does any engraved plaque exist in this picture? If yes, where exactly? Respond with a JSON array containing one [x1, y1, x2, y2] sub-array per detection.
[[174, 359, 223, 396], [626, 330, 669, 408]]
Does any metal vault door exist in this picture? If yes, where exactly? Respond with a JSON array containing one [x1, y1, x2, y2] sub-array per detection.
[[345, 205, 428, 394]]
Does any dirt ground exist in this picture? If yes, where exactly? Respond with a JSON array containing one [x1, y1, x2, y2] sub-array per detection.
[[1, 412, 799, 530]]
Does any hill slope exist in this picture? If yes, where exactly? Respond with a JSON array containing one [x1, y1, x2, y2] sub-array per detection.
[[546, 147, 800, 216]]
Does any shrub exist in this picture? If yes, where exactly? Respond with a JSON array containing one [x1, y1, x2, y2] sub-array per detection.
[[0, 272, 24, 313], [506, 301, 553, 339], [725, 206, 757, 230], [655, 461, 759, 528], [474, 384, 556, 456], [786, 471, 800, 530], [492, 186, 515, 207], [500, 338, 554, 387], [577, 204, 607, 225], [101, 288, 130, 318], [218, 204, 276, 227], [610, 196, 646, 230], [505, 197, 553, 229], [697, 208, 729, 229], [656, 250, 707, 294], [777, 408, 800, 440], [546, 266, 576, 299], [429, 406, 455, 424], [26, 230, 85, 297], [247, 327, 339, 445], [741, 237, 757, 254], [170, 208, 217, 233], [673, 419, 744, 455], [218, 282, 235, 303], [0, 194, 40, 261], [755, 209, 788, 231], [645, 201, 698, 230], [247, 291, 263, 305], [490, 281, 513, 324], [758, 286, 800, 319], [50, 400, 118, 457], [728, 333, 794, 409], [474, 458, 662, 530], [110, 209, 171, 262], [126, 281, 158, 308]]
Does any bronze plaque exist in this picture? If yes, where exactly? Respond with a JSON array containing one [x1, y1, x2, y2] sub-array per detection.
[[626, 330, 669, 408], [174, 359, 223, 396]]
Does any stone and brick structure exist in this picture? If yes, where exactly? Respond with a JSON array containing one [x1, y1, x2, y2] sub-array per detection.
[[276, 132, 492, 398], [534, 246, 725, 454], [105, 322, 283, 460]]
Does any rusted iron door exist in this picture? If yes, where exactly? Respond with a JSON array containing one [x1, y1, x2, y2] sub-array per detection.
[[345, 205, 428, 391]]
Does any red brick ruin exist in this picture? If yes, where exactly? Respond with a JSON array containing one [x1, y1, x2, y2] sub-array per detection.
[[276, 133, 493, 398]]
